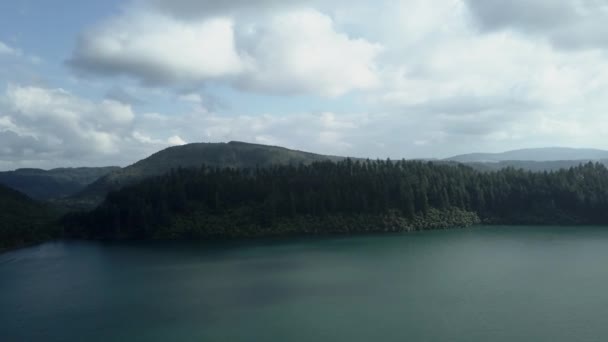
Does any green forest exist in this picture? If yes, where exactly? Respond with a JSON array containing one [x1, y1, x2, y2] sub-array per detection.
[[64, 159, 608, 240]]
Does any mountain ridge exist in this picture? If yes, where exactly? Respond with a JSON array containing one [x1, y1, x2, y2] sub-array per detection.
[[445, 147, 608, 163], [71, 141, 348, 206]]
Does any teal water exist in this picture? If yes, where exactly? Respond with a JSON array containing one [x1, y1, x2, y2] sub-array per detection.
[[2, 226, 608, 341]]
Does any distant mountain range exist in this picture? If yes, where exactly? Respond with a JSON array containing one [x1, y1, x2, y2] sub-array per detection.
[[462, 160, 608, 172], [0, 167, 119, 200], [445, 147, 608, 163]]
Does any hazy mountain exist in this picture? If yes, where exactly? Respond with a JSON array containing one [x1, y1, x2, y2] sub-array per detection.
[[446, 147, 608, 163], [72, 141, 347, 206], [464, 160, 608, 172], [0, 184, 60, 251], [0, 167, 120, 200]]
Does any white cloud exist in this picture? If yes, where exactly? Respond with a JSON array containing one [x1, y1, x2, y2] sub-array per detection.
[[349, 0, 608, 156], [168, 135, 187, 145], [4, 85, 131, 155], [69, 6, 381, 97], [100, 99, 136, 124], [234, 9, 381, 96], [0, 85, 184, 169], [135, 110, 367, 156], [69, 13, 243, 85], [132, 130, 161, 144]]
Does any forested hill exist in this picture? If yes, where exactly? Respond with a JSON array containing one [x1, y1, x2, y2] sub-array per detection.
[[0, 185, 61, 251], [0, 167, 119, 200], [65, 160, 608, 240], [72, 141, 346, 206]]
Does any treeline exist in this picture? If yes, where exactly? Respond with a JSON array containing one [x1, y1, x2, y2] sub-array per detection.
[[64, 159, 608, 240]]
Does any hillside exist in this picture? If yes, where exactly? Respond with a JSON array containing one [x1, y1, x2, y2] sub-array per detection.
[[447, 147, 608, 163], [72, 141, 346, 206], [0, 167, 120, 200], [0, 185, 61, 251], [64, 160, 481, 239], [65, 160, 608, 241]]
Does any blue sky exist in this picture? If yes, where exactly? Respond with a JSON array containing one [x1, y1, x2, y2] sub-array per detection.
[[2, 0, 608, 170]]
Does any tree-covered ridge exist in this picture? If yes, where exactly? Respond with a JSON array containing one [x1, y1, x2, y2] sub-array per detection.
[[0, 185, 61, 251], [72, 141, 347, 207], [67, 142, 608, 210], [66, 160, 608, 240]]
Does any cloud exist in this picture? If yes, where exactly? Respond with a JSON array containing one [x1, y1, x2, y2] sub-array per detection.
[[465, 0, 608, 50], [132, 131, 187, 146], [144, 0, 300, 19], [69, 13, 244, 85], [176, 91, 228, 112], [68, 6, 381, 96], [0, 85, 183, 169], [0, 41, 21, 57], [465, 0, 575, 32], [233, 9, 381, 96], [168, 135, 187, 145], [0, 130, 53, 159], [4, 85, 131, 156], [135, 110, 368, 157]]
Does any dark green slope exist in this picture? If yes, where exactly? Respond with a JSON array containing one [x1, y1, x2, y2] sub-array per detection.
[[73, 141, 347, 206], [65, 160, 481, 240], [0, 185, 61, 251], [67, 160, 608, 241], [0, 166, 120, 200]]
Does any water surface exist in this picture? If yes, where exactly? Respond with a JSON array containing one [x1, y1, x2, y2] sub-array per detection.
[[2, 226, 608, 341]]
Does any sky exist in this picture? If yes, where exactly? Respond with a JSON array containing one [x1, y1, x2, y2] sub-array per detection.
[[2, 0, 608, 170]]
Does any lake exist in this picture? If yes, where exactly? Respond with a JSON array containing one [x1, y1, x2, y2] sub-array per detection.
[[2, 225, 608, 341]]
